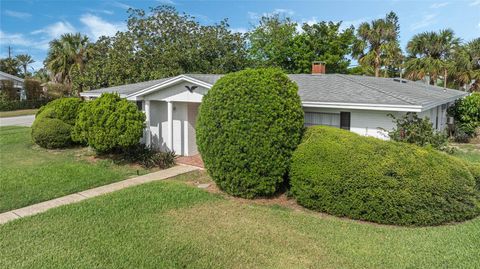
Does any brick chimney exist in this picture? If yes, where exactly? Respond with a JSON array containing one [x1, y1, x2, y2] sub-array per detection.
[[311, 61, 326, 74]]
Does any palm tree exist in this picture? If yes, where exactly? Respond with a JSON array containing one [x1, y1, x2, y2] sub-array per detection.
[[44, 33, 91, 93], [405, 29, 460, 87], [0, 57, 21, 76], [451, 38, 480, 91], [15, 54, 35, 77], [352, 11, 402, 77]]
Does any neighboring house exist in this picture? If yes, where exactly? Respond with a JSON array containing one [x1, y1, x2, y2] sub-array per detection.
[[0, 71, 25, 100], [80, 63, 467, 156]]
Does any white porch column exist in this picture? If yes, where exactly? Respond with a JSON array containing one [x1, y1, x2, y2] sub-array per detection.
[[144, 100, 151, 146], [167, 101, 173, 150]]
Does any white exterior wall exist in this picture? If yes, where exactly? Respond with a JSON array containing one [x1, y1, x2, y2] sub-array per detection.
[[147, 100, 198, 156], [303, 107, 400, 139], [304, 104, 450, 140]]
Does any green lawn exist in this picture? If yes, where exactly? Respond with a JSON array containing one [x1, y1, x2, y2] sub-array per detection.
[[0, 109, 38, 118], [0, 170, 478, 269], [452, 143, 480, 164], [0, 126, 149, 213]]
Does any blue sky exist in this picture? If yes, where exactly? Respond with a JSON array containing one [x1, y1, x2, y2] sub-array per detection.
[[1, 0, 479, 71]]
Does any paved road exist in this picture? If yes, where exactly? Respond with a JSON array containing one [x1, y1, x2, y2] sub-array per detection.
[[0, 115, 35, 127]]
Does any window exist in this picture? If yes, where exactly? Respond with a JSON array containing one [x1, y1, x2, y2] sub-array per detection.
[[304, 112, 341, 127], [136, 101, 143, 111]]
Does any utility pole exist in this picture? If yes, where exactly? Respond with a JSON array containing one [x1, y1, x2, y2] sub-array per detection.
[[8, 46, 12, 58]]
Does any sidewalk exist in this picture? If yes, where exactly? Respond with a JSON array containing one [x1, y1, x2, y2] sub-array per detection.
[[0, 165, 199, 225]]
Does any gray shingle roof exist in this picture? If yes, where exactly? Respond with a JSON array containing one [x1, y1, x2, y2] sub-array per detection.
[[82, 73, 467, 109], [86, 78, 170, 96]]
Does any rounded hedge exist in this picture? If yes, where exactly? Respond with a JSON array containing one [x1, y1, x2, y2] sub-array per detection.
[[290, 126, 480, 226], [31, 118, 73, 149], [196, 68, 304, 198], [36, 98, 83, 125], [32, 98, 83, 149], [72, 93, 145, 153]]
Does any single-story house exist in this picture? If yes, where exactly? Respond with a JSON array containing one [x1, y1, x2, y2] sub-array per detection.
[[0, 71, 25, 100], [80, 64, 467, 156]]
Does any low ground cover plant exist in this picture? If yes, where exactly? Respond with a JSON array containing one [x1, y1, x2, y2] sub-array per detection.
[[196, 68, 304, 198], [290, 126, 480, 226], [31, 97, 83, 149], [122, 144, 176, 169]]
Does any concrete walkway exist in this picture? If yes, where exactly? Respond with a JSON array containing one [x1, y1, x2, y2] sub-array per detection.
[[0, 115, 35, 127], [0, 165, 199, 225]]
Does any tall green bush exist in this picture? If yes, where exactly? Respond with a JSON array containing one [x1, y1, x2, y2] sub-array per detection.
[[448, 93, 480, 138], [196, 68, 304, 198], [72, 93, 145, 153], [24, 79, 43, 100], [290, 126, 480, 226]]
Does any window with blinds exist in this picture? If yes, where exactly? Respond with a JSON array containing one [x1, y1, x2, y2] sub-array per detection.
[[304, 112, 341, 127]]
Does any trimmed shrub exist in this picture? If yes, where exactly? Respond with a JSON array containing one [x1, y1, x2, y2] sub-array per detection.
[[290, 126, 480, 226], [31, 98, 83, 149], [196, 68, 304, 198], [31, 118, 73, 149], [36, 98, 83, 125], [72, 93, 145, 153]]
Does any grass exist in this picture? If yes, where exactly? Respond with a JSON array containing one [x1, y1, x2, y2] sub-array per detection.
[[0, 109, 38, 118], [0, 126, 150, 213], [451, 143, 480, 164], [0, 170, 479, 269]]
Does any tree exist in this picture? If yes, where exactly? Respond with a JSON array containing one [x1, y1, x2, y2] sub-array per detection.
[[292, 21, 355, 74], [352, 11, 402, 77], [450, 38, 480, 91], [405, 29, 460, 86], [45, 33, 91, 93], [75, 6, 248, 91], [248, 15, 297, 71], [15, 54, 35, 77], [0, 57, 21, 76]]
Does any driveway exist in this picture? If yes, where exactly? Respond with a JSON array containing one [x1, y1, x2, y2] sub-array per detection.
[[0, 115, 35, 127]]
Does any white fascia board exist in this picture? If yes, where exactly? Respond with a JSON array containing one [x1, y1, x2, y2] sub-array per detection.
[[301, 101, 423, 112], [80, 92, 127, 98], [127, 75, 213, 98]]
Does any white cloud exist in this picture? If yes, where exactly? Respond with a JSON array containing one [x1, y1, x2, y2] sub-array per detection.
[[0, 30, 32, 47], [470, 0, 480, 6], [230, 27, 247, 34], [4, 10, 31, 19], [86, 9, 114, 15], [410, 14, 438, 30], [31, 21, 76, 39], [430, 2, 449, 8], [111, 1, 131, 9], [80, 13, 126, 40]]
